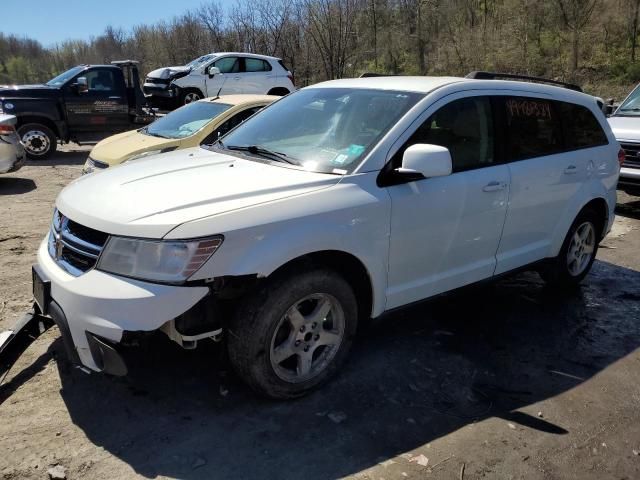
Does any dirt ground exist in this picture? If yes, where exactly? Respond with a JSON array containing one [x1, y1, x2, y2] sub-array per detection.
[[1, 145, 639, 480]]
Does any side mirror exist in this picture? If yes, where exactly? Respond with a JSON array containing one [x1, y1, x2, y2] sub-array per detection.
[[400, 144, 452, 179], [207, 66, 221, 78], [75, 77, 88, 93]]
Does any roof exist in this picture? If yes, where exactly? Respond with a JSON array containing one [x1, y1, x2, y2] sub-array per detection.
[[200, 94, 280, 106], [204, 52, 282, 61], [309, 76, 598, 104]]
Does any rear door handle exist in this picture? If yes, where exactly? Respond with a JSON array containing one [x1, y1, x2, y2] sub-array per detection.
[[482, 181, 507, 192], [564, 165, 578, 174], [108, 96, 122, 100]]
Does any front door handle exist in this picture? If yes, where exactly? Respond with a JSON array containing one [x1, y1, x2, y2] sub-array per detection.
[[234, 76, 241, 80], [108, 96, 122, 100], [564, 165, 578, 174], [482, 181, 507, 192]]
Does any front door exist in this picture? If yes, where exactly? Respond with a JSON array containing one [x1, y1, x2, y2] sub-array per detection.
[[386, 95, 510, 309], [63, 67, 129, 140], [206, 56, 241, 95]]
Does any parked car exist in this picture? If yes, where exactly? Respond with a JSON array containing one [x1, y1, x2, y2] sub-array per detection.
[[0, 61, 155, 159], [83, 94, 277, 174], [143, 52, 294, 109], [0, 114, 25, 174], [28, 74, 619, 399], [607, 84, 640, 195]]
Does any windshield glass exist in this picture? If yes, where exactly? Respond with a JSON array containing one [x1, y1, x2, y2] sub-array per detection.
[[143, 101, 232, 139], [46, 66, 85, 86], [186, 54, 216, 69], [217, 88, 423, 174], [616, 85, 640, 115]]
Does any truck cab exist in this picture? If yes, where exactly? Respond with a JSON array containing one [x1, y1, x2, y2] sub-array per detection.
[[0, 61, 154, 159]]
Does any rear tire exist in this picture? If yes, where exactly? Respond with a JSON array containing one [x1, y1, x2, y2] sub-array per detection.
[[18, 123, 57, 160], [227, 268, 358, 399], [539, 208, 602, 288], [267, 87, 290, 96]]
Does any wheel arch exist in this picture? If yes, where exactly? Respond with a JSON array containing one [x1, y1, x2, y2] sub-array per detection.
[[267, 87, 290, 96], [267, 250, 375, 321], [16, 116, 61, 139]]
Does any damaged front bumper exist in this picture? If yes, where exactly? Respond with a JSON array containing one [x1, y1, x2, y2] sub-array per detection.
[[22, 238, 215, 375]]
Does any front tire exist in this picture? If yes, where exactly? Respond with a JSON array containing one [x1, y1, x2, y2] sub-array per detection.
[[227, 268, 358, 399], [540, 208, 601, 288], [17, 123, 57, 159], [179, 89, 203, 106]]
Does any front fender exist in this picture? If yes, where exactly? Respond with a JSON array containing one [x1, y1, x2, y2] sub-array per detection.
[[174, 174, 392, 316]]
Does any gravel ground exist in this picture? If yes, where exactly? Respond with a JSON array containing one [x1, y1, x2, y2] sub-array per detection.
[[0, 145, 639, 480]]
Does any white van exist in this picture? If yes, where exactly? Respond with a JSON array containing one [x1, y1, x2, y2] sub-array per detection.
[[32, 75, 620, 398]]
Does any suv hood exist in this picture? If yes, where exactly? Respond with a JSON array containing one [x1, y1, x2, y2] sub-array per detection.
[[146, 66, 191, 81], [56, 147, 341, 238], [608, 115, 640, 142]]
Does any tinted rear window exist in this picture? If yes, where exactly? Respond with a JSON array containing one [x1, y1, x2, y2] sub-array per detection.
[[557, 102, 608, 149]]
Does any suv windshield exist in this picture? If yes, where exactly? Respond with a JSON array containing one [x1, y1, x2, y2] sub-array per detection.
[[615, 85, 640, 115], [143, 101, 232, 139], [216, 88, 423, 174], [186, 54, 216, 69], [46, 66, 85, 87]]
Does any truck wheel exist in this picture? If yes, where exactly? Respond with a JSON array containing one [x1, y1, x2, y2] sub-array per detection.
[[179, 89, 203, 105], [227, 268, 358, 399], [539, 208, 601, 288], [18, 124, 57, 160]]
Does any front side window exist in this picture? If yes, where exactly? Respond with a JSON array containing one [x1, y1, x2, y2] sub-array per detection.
[[143, 101, 232, 139], [394, 96, 494, 172], [214, 57, 240, 74], [503, 97, 562, 161], [557, 102, 608, 149], [215, 88, 423, 174], [82, 70, 116, 92]]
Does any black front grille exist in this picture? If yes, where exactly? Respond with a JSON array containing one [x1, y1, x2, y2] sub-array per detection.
[[145, 77, 170, 85], [48, 209, 108, 276], [619, 142, 640, 169]]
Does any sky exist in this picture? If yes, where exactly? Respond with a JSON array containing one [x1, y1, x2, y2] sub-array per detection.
[[2, 0, 234, 47]]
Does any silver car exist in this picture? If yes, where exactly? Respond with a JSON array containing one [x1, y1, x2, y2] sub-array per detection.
[[0, 114, 25, 174]]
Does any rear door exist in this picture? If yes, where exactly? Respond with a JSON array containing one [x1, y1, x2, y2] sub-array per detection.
[[63, 67, 129, 138], [240, 57, 273, 93], [494, 95, 588, 274], [385, 94, 510, 309]]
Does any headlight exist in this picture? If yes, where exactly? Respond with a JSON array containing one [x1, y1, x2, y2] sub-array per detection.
[[83, 157, 109, 174], [97, 236, 223, 283], [127, 146, 177, 163]]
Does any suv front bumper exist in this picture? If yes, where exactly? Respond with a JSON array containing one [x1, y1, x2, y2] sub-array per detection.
[[619, 166, 640, 195], [35, 237, 209, 373]]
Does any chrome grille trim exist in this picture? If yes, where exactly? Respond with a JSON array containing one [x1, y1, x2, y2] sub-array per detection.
[[619, 142, 640, 169], [48, 209, 108, 276]]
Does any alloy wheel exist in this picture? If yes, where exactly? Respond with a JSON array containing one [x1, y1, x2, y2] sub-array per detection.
[[269, 293, 345, 383], [566, 221, 596, 276]]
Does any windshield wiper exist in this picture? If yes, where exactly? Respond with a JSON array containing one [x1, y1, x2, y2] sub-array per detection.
[[225, 145, 300, 165], [142, 128, 170, 139]]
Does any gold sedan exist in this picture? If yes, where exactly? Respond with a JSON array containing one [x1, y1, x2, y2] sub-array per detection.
[[83, 94, 278, 173]]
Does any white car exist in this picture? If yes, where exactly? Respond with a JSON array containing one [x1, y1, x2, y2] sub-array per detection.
[[32, 75, 620, 398], [607, 84, 640, 195], [0, 114, 25, 174], [143, 52, 294, 108]]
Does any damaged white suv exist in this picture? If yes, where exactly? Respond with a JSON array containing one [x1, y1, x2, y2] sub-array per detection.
[[31, 75, 619, 398]]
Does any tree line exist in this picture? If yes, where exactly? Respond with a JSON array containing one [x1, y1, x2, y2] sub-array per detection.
[[1, 0, 640, 98]]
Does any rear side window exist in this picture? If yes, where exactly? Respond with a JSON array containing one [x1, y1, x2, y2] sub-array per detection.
[[278, 60, 290, 72], [557, 102, 608, 149], [395, 96, 495, 172], [245, 58, 272, 72], [502, 97, 562, 161]]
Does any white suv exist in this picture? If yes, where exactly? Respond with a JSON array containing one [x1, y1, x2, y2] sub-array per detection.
[[143, 52, 295, 108], [32, 75, 620, 398]]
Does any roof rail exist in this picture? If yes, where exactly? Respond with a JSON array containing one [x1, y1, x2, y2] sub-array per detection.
[[111, 60, 140, 66], [465, 71, 583, 92], [359, 72, 398, 78]]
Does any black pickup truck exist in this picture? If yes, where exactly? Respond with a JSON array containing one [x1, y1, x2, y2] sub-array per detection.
[[0, 61, 155, 159]]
